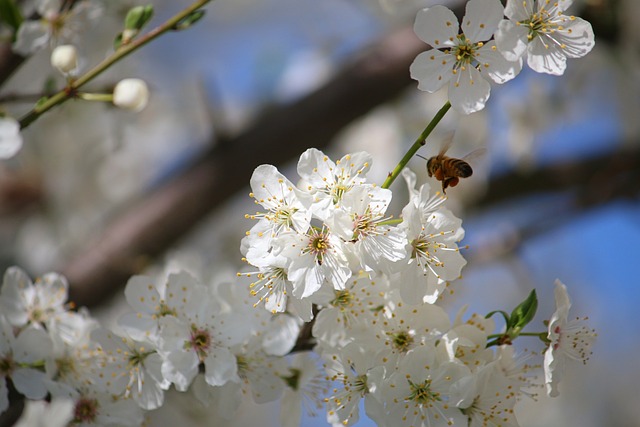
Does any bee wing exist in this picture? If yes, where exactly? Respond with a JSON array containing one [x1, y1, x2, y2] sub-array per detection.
[[461, 147, 487, 163], [437, 133, 455, 157]]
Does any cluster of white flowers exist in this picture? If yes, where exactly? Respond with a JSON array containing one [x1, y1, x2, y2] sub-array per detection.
[[0, 0, 600, 425], [0, 149, 597, 427], [410, 0, 595, 114]]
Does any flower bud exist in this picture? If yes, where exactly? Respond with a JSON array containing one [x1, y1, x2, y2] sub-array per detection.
[[50, 45, 78, 74], [0, 117, 23, 159], [113, 78, 149, 112]]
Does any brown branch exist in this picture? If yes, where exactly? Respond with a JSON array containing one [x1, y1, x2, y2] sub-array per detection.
[[475, 145, 640, 209], [0, 43, 25, 88], [62, 26, 427, 307]]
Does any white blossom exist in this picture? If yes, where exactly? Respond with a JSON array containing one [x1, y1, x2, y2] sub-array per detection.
[[495, 0, 595, 75], [410, 0, 522, 114], [280, 353, 329, 427], [242, 164, 313, 269], [13, 0, 103, 55], [297, 148, 373, 220], [0, 266, 70, 328], [92, 328, 168, 410], [321, 342, 386, 427], [452, 362, 520, 427], [382, 344, 470, 427], [326, 185, 407, 275], [543, 279, 596, 397], [397, 180, 467, 304], [275, 227, 352, 299]]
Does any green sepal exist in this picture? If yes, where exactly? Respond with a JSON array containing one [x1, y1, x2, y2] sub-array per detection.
[[172, 9, 205, 31], [113, 32, 123, 50], [509, 289, 538, 332], [0, 0, 23, 32], [35, 96, 49, 108], [124, 5, 154, 31]]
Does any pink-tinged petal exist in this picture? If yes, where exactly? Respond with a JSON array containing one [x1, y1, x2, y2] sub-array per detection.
[[527, 37, 567, 75], [551, 16, 595, 59], [414, 5, 459, 48], [495, 19, 530, 61], [410, 50, 454, 93], [504, 0, 531, 21], [448, 66, 491, 114], [461, 0, 504, 42], [476, 41, 522, 84]]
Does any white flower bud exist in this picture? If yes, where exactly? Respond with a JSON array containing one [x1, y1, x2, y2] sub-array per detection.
[[0, 117, 23, 159], [50, 45, 78, 74], [113, 78, 149, 112]]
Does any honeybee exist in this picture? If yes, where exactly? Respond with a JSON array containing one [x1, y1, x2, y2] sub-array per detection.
[[419, 139, 485, 194]]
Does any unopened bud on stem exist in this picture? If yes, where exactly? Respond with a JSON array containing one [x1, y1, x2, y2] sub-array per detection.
[[51, 45, 78, 75], [113, 78, 149, 112]]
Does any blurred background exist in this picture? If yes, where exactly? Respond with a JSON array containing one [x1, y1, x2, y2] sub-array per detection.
[[0, 0, 638, 425]]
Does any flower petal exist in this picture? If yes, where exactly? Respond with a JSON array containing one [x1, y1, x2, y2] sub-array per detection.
[[203, 346, 239, 386], [448, 66, 491, 114], [495, 19, 530, 62], [461, 0, 504, 42], [527, 37, 567, 75], [414, 5, 459, 48], [551, 16, 595, 59], [504, 0, 532, 21], [476, 41, 522, 84], [410, 50, 454, 93]]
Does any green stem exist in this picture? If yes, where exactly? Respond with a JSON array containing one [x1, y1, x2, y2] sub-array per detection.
[[381, 101, 451, 189], [18, 0, 212, 129], [377, 218, 403, 226], [77, 93, 113, 102]]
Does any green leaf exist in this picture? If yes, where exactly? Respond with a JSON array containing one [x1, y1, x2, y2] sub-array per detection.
[[509, 289, 538, 331], [0, 0, 23, 32], [124, 5, 154, 31], [172, 9, 205, 31]]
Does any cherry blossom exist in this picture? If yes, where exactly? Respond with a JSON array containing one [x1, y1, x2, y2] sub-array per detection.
[[495, 0, 595, 75], [410, 0, 522, 114]]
